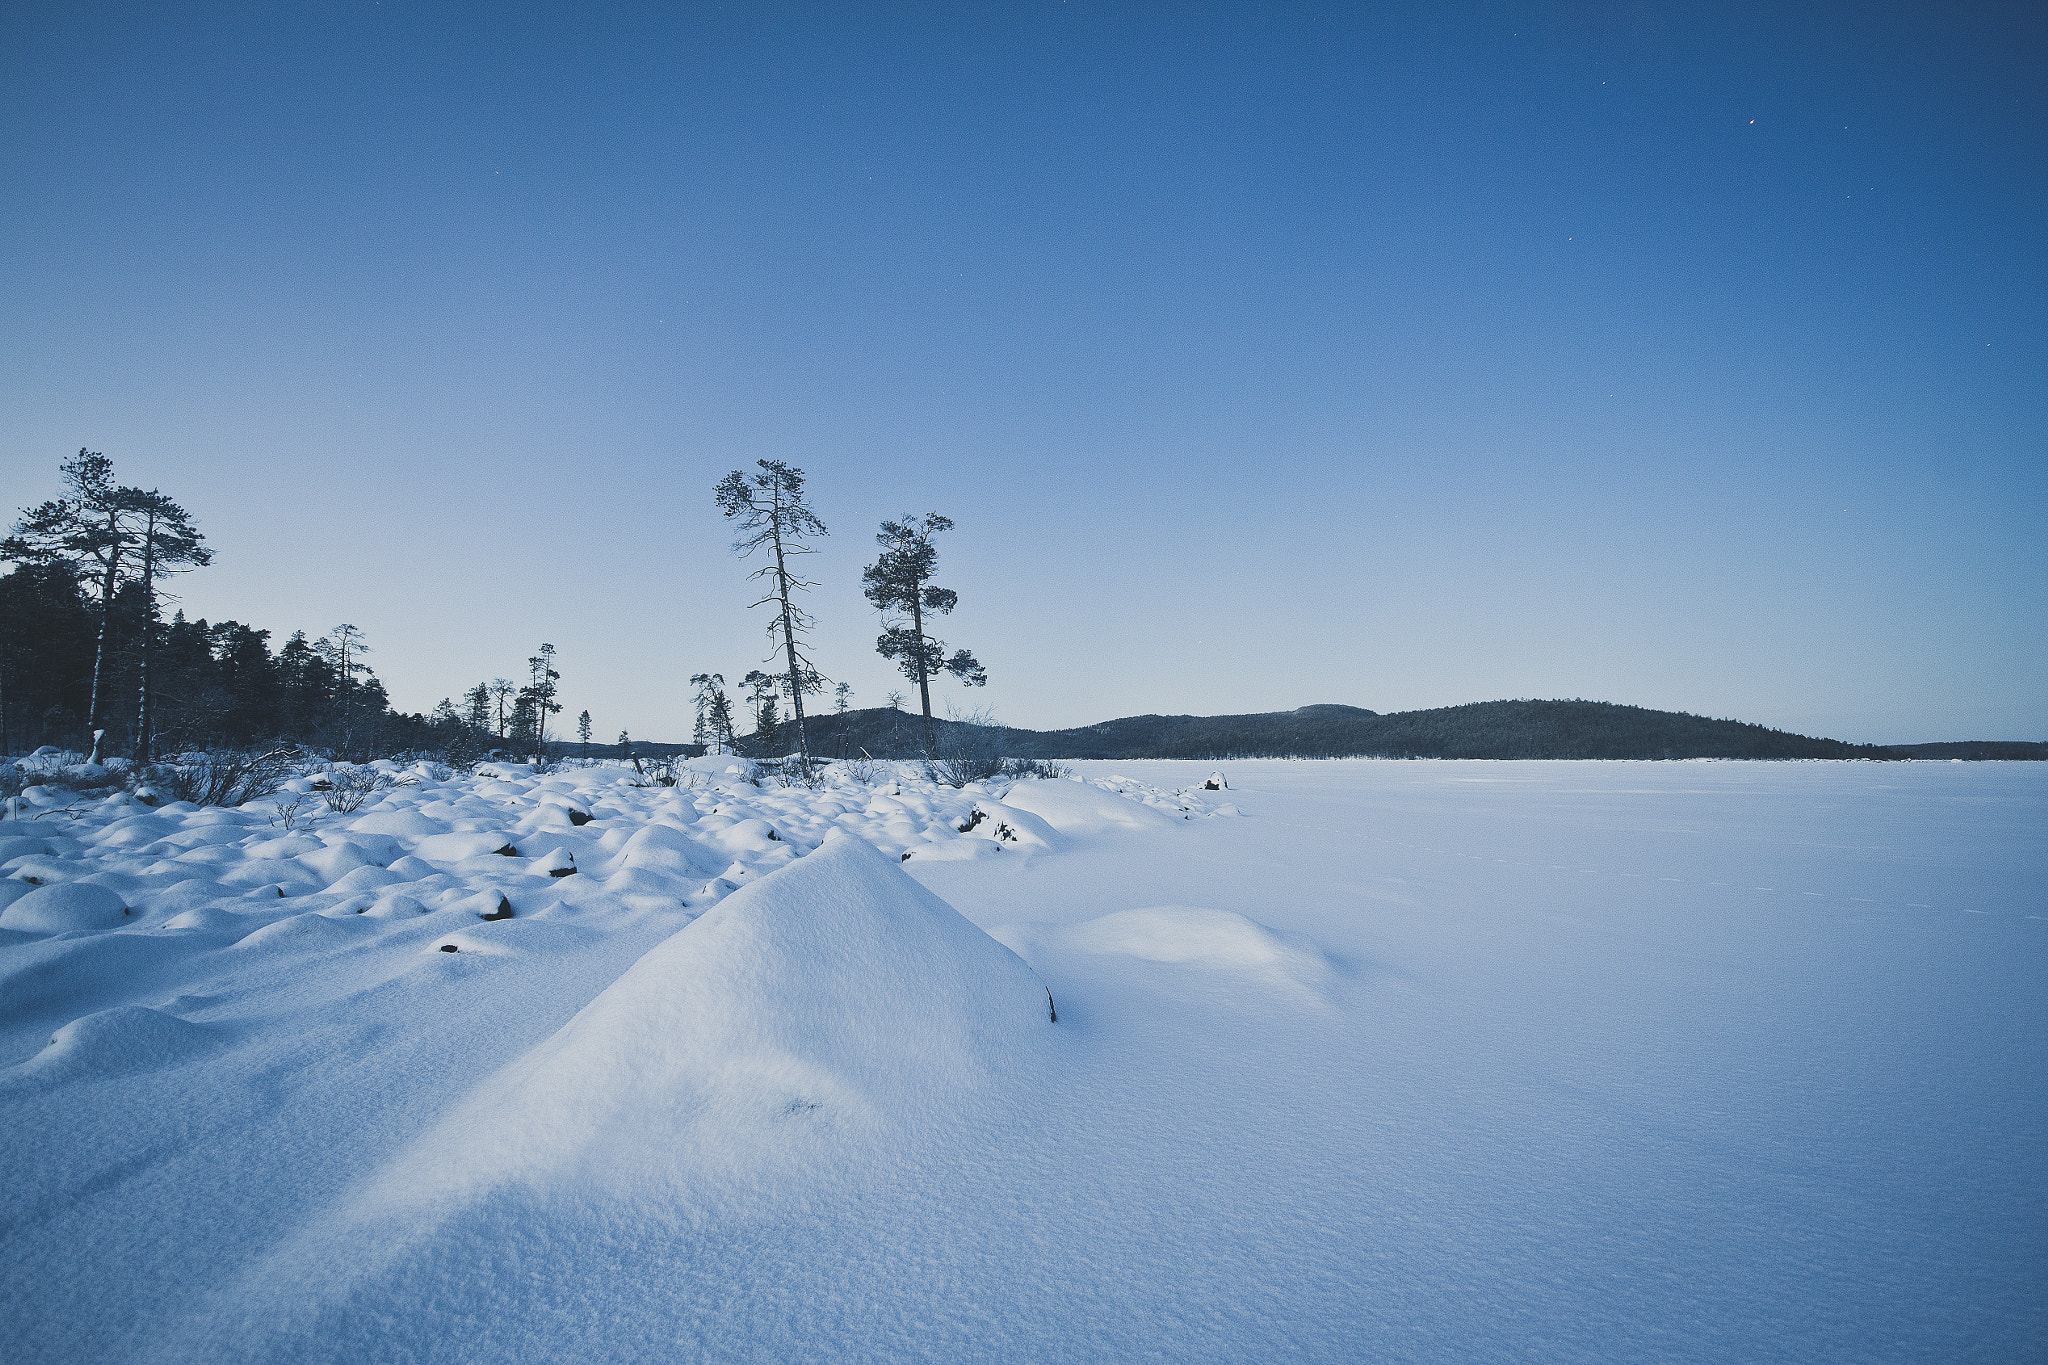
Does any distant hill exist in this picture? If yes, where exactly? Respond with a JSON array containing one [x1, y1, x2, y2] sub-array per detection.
[[783, 700, 2044, 762]]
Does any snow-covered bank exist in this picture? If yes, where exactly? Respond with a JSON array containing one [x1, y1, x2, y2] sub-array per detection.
[[2, 759, 2042, 1362]]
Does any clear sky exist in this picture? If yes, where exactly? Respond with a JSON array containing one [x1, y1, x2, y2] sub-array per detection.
[[4, 2, 2042, 744]]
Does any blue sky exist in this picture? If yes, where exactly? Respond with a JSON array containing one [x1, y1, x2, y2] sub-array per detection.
[[3, 1, 2042, 743]]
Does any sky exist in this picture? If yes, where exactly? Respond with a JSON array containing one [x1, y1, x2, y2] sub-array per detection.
[[2, 1, 2042, 744]]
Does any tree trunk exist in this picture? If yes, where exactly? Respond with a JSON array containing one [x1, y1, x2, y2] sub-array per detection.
[[771, 532, 810, 768], [85, 521, 121, 742], [133, 511, 159, 764], [909, 591, 934, 754]]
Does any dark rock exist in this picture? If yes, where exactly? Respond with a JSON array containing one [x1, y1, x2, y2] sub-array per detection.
[[566, 809, 593, 826], [479, 897, 514, 921], [439, 943, 458, 953]]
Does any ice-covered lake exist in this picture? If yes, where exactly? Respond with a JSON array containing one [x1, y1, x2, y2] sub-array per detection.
[[3, 758, 2041, 1362]]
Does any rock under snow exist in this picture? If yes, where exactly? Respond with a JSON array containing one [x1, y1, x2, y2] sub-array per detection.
[[0, 882, 129, 935]]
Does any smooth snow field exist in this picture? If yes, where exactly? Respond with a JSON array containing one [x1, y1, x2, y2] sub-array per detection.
[[2, 758, 2042, 1363]]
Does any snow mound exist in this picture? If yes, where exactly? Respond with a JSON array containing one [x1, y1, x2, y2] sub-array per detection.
[[358, 830, 1054, 1212], [958, 800, 1064, 852], [414, 831, 516, 862], [347, 810, 450, 840], [998, 778, 1185, 835], [1002, 906, 1334, 994], [5, 1005, 215, 1086], [0, 833, 54, 862], [0, 881, 129, 935]]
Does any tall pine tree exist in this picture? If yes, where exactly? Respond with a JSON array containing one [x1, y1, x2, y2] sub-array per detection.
[[862, 513, 986, 753], [715, 460, 827, 772]]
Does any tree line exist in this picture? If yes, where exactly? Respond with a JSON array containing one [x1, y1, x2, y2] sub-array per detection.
[[4, 451, 997, 771], [1, 451, 570, 764]]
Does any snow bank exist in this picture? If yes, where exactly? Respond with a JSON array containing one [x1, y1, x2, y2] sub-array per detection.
[[998, 777, 1188, 834], [360, 831, 1053, 1214], [1004, 905, 1335, 995]]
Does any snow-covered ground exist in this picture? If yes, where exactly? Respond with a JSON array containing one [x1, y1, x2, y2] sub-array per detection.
[[2, 758, 2042, 1362]]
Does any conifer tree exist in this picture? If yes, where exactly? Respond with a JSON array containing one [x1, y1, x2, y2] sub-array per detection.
[[691, 672, 735, 753], [742, 669, 782, 756], [3, 450, 147, 746], [577, 709, 593, 761], [489, 679, 515, 737], [715, 460, 827, 772], [516, 643, 561, 761], [706, 686, 736, 755], [316, 624, 374, 757], [464, 683, 492, 733], [862, 513, 986, 753], [129, 489, 212, 763]]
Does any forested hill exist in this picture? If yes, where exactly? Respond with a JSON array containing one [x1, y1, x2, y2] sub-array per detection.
[[799, 700, 2044, 761]]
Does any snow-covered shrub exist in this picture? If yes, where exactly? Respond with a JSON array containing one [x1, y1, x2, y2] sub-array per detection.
[[437, 728, 488, 774], [1003, 758, 1070, 780], [320, 765, 402, 814], [143, 748, 300, 809], [14, 747, 80, 773], [835, 755, 881, 786], [768, 756, 824, 790]]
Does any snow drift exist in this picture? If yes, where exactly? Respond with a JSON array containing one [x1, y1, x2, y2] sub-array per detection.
[[166, 830, 1056, 1360], [373, 829, 1054, 1209]]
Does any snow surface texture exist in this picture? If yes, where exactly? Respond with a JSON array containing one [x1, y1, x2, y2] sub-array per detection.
[[2, 759, 2042, 1362]]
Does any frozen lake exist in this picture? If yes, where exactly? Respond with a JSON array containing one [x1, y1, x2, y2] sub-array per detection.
[[3, 758, 2042, 1362], [911, 759, 2048, 1362]]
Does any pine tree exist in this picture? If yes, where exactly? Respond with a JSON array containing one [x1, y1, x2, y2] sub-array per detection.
[[489, 679, 515, 737], [577, 709, 593, 762], [464, 683, 492, 733], [3, 451, 148, 748], [316, 624, 373, 758], [691, 672, 734, 753], [715, 460, 827, 773], [516, 643, 562, 761], [862, 513, 986, 753], [128, 489, 212, 763], [706, 687, 736, 755], [742, 670, 782, 756], [0, 560, 95, 753]]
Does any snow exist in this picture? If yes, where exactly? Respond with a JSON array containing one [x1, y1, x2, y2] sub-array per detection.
[[0, 881, 129, 933], [1, 757, 2042, 1362]]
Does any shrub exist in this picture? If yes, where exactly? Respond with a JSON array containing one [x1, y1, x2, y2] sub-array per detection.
[[142, 747, 300, 809], [1003, 758, 1070, 780], [321, 765, 401, 814]]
